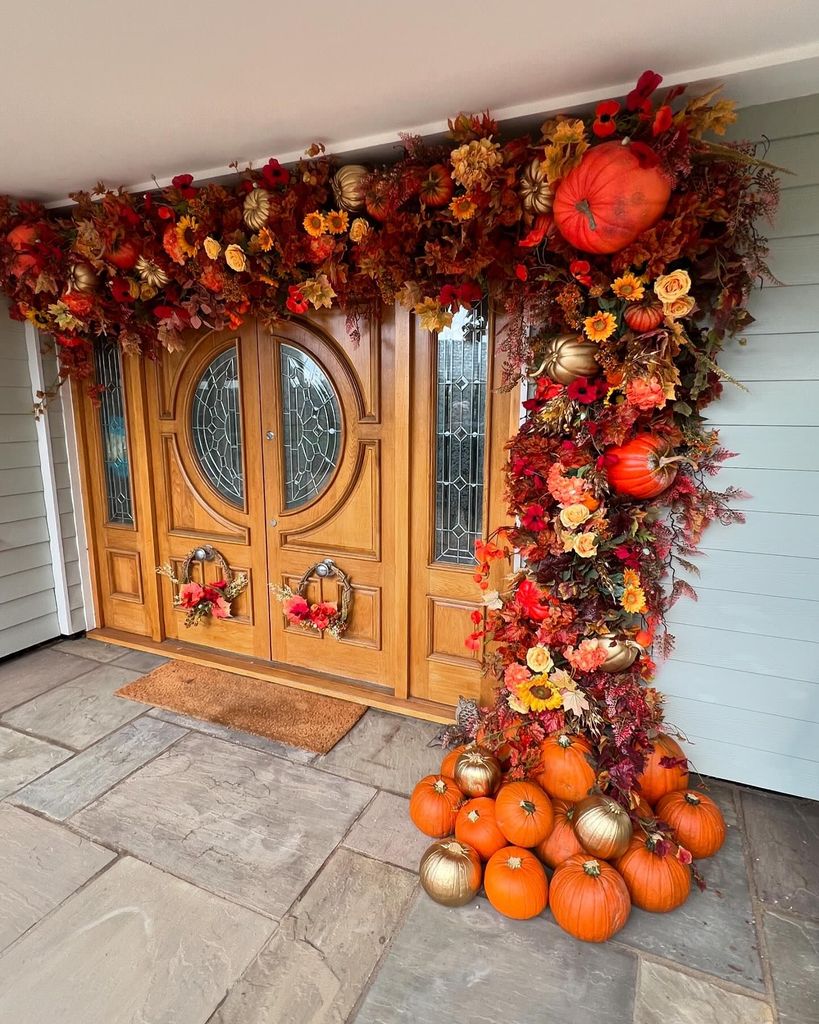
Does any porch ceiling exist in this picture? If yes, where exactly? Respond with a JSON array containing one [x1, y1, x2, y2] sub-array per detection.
[[2, 0, 818, 203]]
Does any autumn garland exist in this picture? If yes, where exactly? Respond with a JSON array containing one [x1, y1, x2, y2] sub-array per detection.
[[0, 71, 778, 813]]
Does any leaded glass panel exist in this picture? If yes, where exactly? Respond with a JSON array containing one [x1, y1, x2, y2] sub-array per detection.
[[93, 339, 134, 526], [280, 344, 342, 509], [191, 346, 244, 506], [434, 302, 489, 564]]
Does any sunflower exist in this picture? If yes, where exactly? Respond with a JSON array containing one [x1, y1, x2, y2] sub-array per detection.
[[302, 211, 326, 237], [175, 216, 200, 257], [623, 568, 640, 588], [449, 195, 477, 221], [583, 310, 617, 342], [324, 210, 349, 235], [612, 273, 645, 302], [256, 227, 275, 252], [621, 583, 647, 614], [516, 673, 564, 713]]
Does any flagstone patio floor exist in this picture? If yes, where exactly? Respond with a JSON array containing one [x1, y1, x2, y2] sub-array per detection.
[[0, 636, 816, 1024]]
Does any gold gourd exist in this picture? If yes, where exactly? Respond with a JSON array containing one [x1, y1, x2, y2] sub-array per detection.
[[332, 164, 369, 212], [533, 334, 600, 385], [419, 838, 482, 907], [453, 747, 502, 798], [519, 158, 553, 214], [599, 635, 643, 674], [573, 794, 633, 859], [69, 261, 98, 293], [243, 188, 271, 231]]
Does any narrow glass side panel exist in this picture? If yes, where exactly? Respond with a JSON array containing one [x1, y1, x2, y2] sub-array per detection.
[[93, 338, 134, 525]]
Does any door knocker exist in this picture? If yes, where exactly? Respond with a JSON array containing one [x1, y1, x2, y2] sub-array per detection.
[[271, 558, 353, 639], [157, 545, 248, 627]]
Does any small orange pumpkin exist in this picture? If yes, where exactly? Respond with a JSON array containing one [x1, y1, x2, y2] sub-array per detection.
[[535, 799, 588, 869], [615, 833, 692, 913], [535, 734, 596, 802], [624, 298, 664, 333], [455, 797, 508, 861], [440, 744, 468, 778], [637, 734, 689, 806], [409, 775, 462, 838], [484, 846, 549, 920], [655, 790, 726, 859], [550, 855, 631, 942], [495, 781, 554, 848]]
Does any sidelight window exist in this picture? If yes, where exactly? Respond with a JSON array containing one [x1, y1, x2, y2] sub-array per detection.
[[93, 338, 134, 526]]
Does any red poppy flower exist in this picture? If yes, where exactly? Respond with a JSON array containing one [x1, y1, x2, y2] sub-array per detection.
[[652, 104, 673, 137], [438, 284, 459, 311], [157, 206, 175, 221], [55, 333, 84, 348], [519, 213, 552, 248], [286, 285, 308, 314], [523, 377, 563, 411], [521, 503, 546, 532], [593, 99, 620, 138], [110, 278, 133, 303], [626, 70, 663, 111], [514, 263, 528, 281], [470, 609, 483, 625], [171, 173, 197, 199], [567, 377, 605, 404], [569, 259, 592, 286], [457, 280, 482, 307], [261, 158, 289, 188]]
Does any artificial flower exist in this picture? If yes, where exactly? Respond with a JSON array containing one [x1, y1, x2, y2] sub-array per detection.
[[526, 645, 554, 674], [504, 662, 531, 689], [564, 638, 608, 673], [210, 595, 232, 619], [515, 579, 552, 621], [653, 269, 692, 302], [514, 263, 528, 281], [520, 503, 546, 531], [285, 285, 308, 314], [663, 295, 696, 320], [652, 105, 674, 136], [567, 377, 606, 404], [449, 195, 477, 221], [282, 594, 310, 621], [200, 264, 225, 293], [324, 209, 349, 234], [583, 310, 617, 342], [626, 69, 663, 111], [623, 568, 641, 587], [175, 216, 200, 257], [349, 217, 370, 242], [307, 235, 335, 263], [450, 138, 503, 190], [171, 173, 196, 199], [621, 583, 648, 614], [300, 274, 336, 309], [559, 503, 591, 530], [593, 99, 620, 138], [302, 211, 326, 237], [203, 236, 222, 260], [256, 227, 275, 252], [516, 674, 563, 712], [541, 118, 589, 181], [482, 589, 504, 611], [572, 532, 599, 558], [179, 581, 205, 609], [162, 225, 185, 265], [626, 376, 667, 410], [612, 273, 645, 301], [507, 692, 529, 714], [569, 259, 592, 286], [224, 244, 247, 272], [260, 158, 289, 188], [547, 463, 589, 505], [415, 298, 453, 332]]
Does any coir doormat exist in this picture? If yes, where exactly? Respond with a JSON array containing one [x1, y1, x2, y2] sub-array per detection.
[[116, 660, 366, 754]]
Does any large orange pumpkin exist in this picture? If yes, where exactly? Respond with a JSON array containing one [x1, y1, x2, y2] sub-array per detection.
[[409, 775, 462, 837], [440, 744, 468, 778], [495, 781, 554, 847], [535, 799, 588, 869], [455, 797, 508, 861], [484, 846, 549, 920], [615, 833, 692, 913], [655, 790, 726, 859], [550, 855, 632, 942], [637, 734, 689, 805], [605, 433, 679, 500], [552, 141, 671, 254], [535, 734, 596, 802]]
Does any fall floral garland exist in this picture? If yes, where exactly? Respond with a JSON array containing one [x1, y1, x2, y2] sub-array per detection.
[[0, 70, 778, 815]]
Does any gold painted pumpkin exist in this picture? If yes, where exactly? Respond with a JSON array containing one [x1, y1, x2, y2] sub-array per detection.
[[332, 164, 369, 212], [243, 188, 271, 231], [573, 794, 634, 860], [454, 747, 502, 798], [519, 158, 553, 214], [419, 838, 482, 907], [536, 334, 600, 385], [69, 261, 98, 293], [599, 635, 642, 674]]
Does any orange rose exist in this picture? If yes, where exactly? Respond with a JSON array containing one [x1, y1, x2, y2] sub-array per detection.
[[572, 532, 598, 558], [653, 269, 691, 303], [663, 295, 696, 320]]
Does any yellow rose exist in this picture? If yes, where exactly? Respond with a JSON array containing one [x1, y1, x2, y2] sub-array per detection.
[[663, 295, 696, 320], [203, 236, 221, 260], [559, 503, 591, 531], [526, 645, 554, 674], [224, 244, 247, 273], [573, 532, 598, 558], [349, 217, 370, 243], [653, 269, 691, 303]]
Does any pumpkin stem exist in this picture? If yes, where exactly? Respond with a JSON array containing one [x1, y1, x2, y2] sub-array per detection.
[[520, 800, 537, 814], [575, 198, 597, 231], [507, 856, 523, 870], [582, 859, 602, 877], [467, 810, 480, 823], [557, 734, 571, 749], [684, 792, 701, 806], [656, 454, 694, 470], [432, 779, 448, 794]]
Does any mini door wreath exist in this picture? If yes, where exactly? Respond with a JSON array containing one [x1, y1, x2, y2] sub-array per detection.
[[271, 558, 353, 639], [156, 545, 248, 627]]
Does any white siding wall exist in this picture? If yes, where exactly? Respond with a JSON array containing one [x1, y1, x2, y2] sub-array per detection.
[[659, 94, 819, 800], [0, 298, 84, 657]]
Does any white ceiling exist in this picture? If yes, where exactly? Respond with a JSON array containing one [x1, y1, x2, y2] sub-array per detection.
[[2, 0, 819, 203]]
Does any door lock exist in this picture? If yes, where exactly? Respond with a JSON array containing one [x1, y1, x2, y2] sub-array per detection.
[[266, 431, 276, 441], [269, 518, 278, 528]]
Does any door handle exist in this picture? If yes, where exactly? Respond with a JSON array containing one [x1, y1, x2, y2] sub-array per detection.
[[269, 518, 278, 528]]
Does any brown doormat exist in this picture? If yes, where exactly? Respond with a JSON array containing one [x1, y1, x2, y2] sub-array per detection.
[[116, 661, 366, 754]]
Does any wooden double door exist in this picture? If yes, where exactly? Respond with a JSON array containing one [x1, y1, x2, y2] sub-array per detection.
[[77, 305, 513, 715]]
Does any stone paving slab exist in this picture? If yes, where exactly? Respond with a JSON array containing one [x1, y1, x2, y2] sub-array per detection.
[[112, 649, 169, 673], [616, 780, 765, 992], [1, 663, 147, 749], [353, 894, 638, 1024], [343, 790, 430, 872], [0, 805, 115, 953], [317, 709, 442, 796], [148, 706, 317, 765], [210, 847, 416, 1024], [0, 856, 273, 1024], [55, 637, 126, 662], [762, 909, 819, 1023], [13, 716, 187, 820], [73, 732, 374, 919], [634, 960, 774, 1024], [0, 725, 71, 799], [0, 648, 92, 713], [742, 788, 819, 921]]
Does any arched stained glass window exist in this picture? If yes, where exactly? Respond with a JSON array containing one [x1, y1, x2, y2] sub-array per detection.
[[191, 346, 244, 506], [279, 344, 342, 509]]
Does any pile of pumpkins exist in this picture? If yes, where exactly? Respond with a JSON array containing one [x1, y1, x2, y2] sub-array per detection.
[[409, 733, 726, 942]]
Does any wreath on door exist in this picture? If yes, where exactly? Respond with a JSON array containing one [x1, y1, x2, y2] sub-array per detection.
[[271, 558, 353, 640], [157, 545, 248, 627]]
